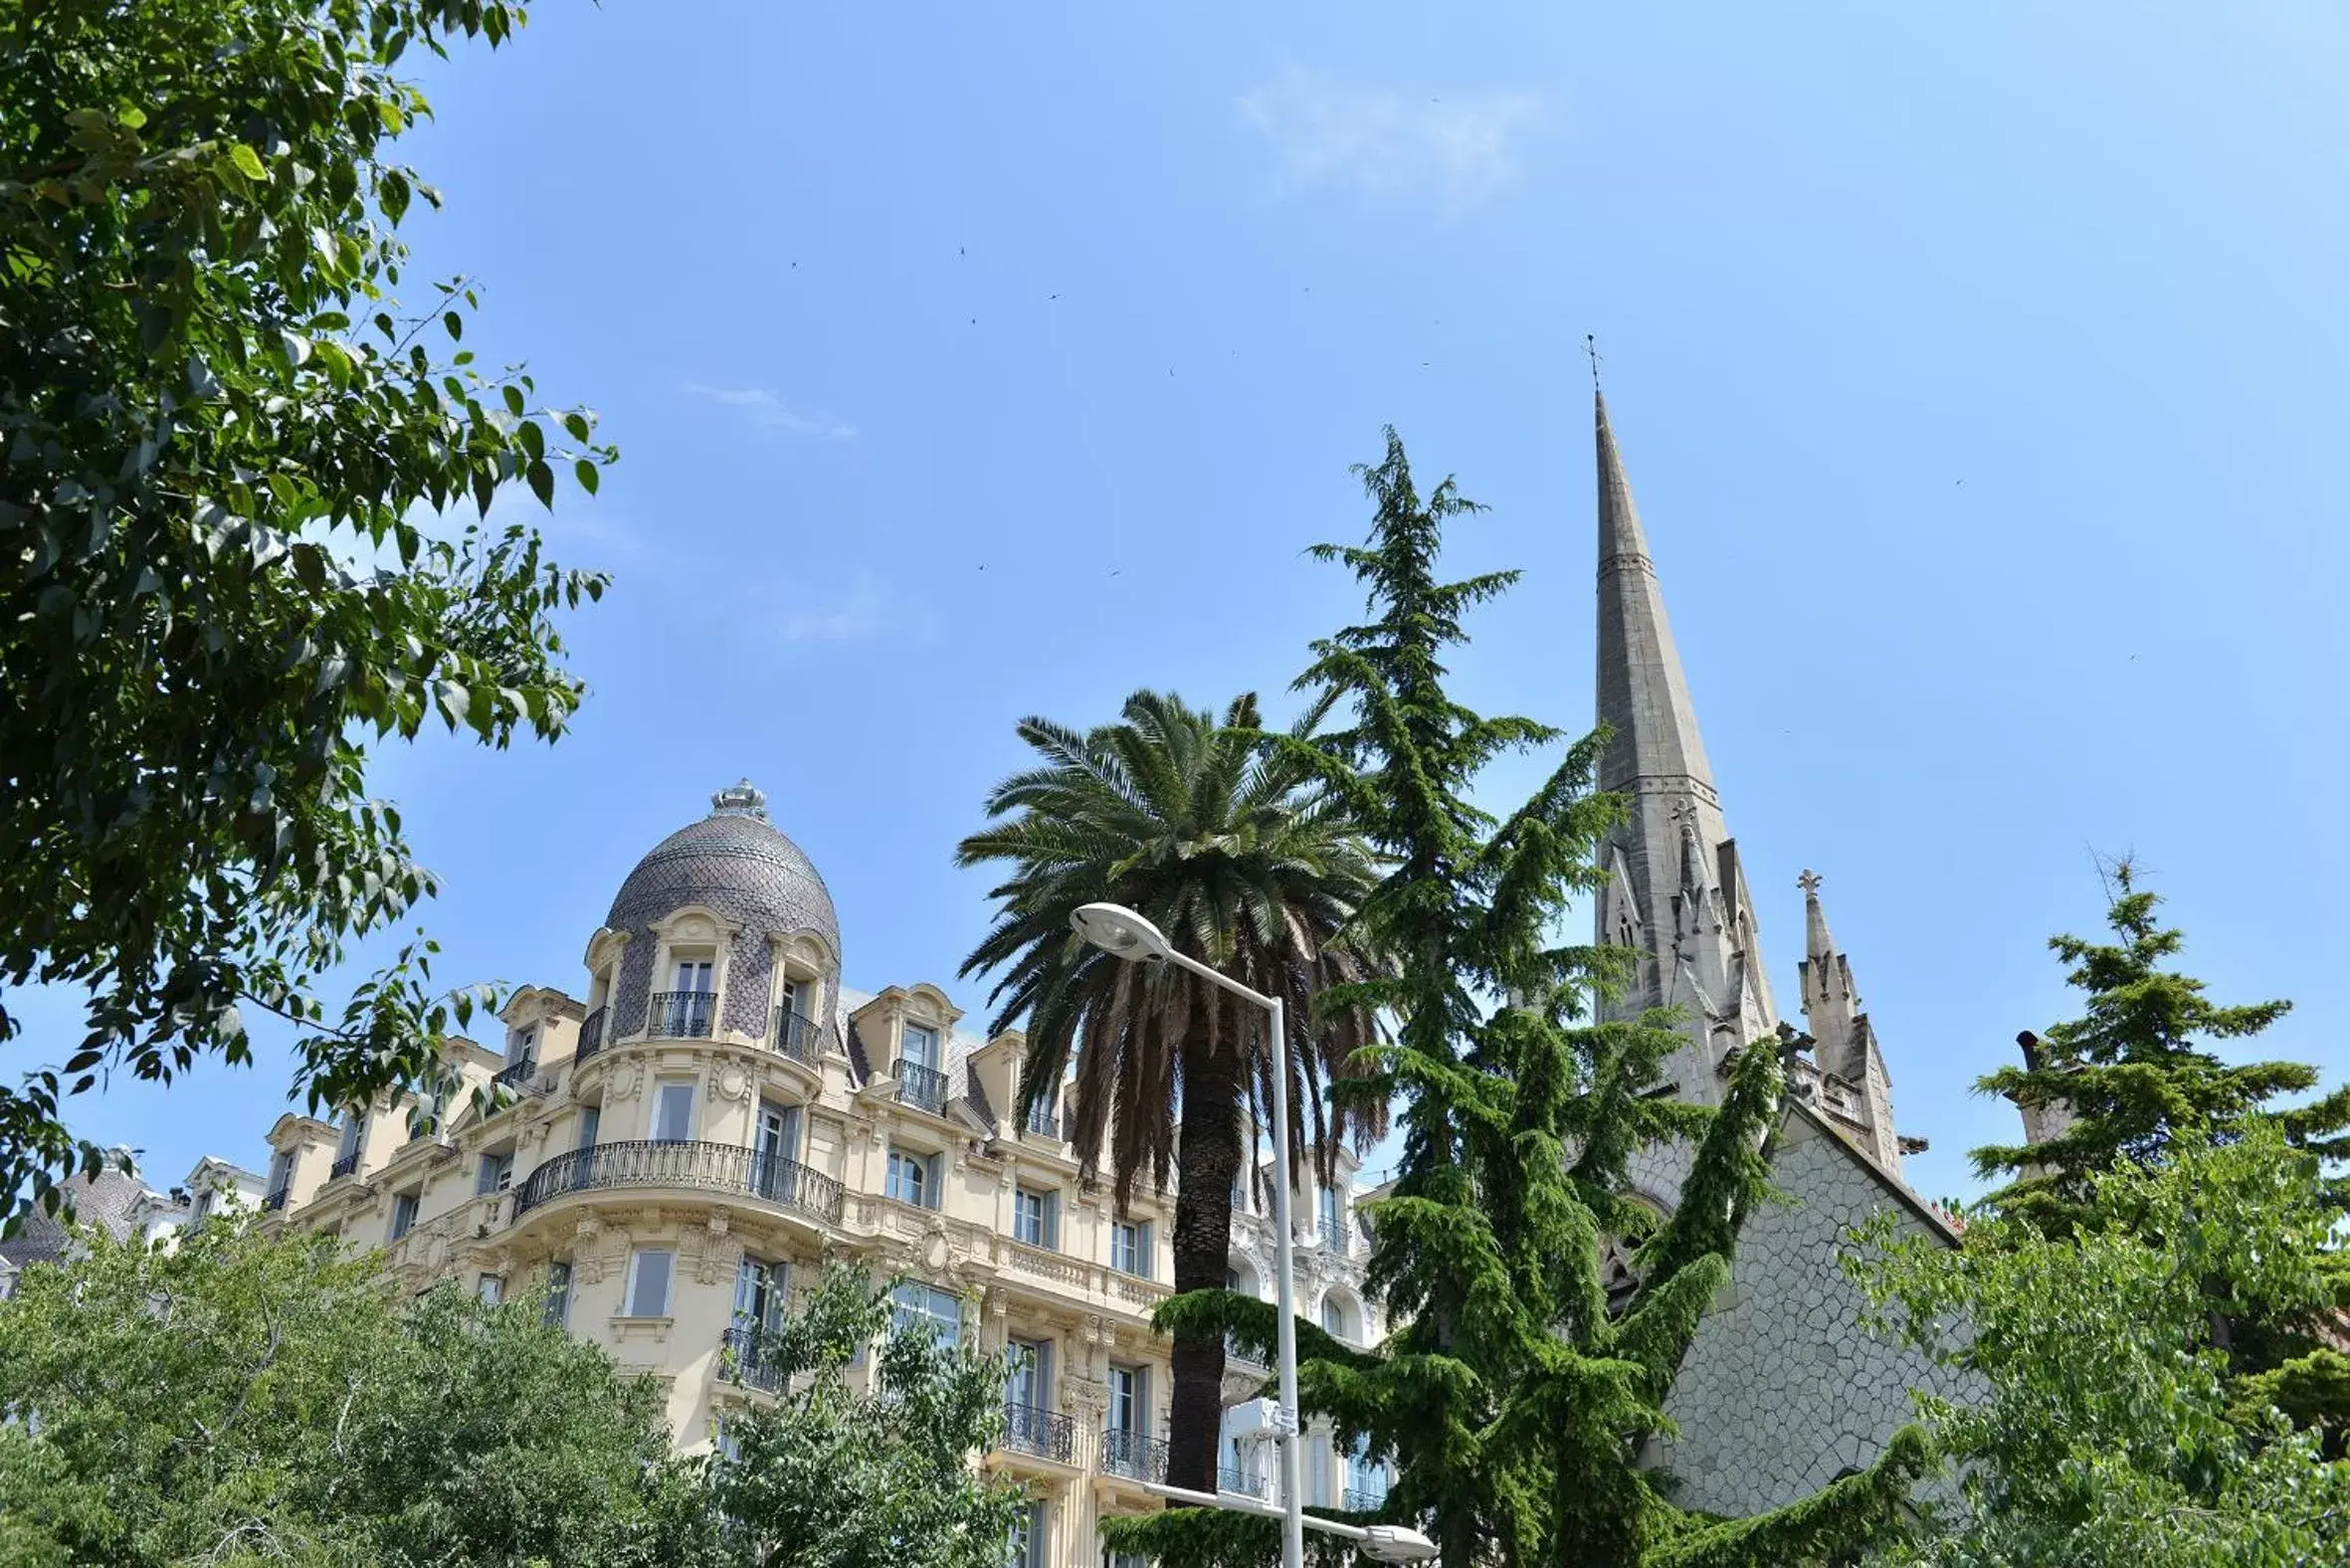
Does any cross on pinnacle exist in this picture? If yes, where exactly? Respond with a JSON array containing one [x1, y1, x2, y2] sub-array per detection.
[[1585, 333, 1604, 392], [1797, 870, 1823, 895]]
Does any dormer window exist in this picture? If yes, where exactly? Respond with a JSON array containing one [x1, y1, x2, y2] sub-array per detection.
[[654, 956, 716, 1038]]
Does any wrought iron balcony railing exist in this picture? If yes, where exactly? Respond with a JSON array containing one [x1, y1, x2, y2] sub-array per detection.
[[328, 1151, 361, 1182], [772, 1008, 818, 1063], [577, 1006, 607, 1062], [1098, 1427, 1169, 1483], [491, 1057, 541, 1093], [1001, 1401, 1077, 1464], [262, 1187, 290, 1212], [648, 990, 715, 1040], [1343, 1486, 1390, 1512], [1024, 1102, 1060, 1139], [719, 1325, 787, 1394], [1224, 1332, 1268, 1371], [1221, 1464, 1268, 1497], [894, 1059, 949, 1115], [512, 1139, 844, 1224], [1319, 1217, 1347, 1255]]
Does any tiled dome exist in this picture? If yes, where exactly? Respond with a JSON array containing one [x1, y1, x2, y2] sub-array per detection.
[[605, 781, 839, 949]]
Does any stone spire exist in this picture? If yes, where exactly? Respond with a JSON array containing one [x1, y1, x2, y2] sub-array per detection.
[[1595, 391, 1716, 800], [1794, 871, 1906, 1173], [1796, 871, 1858, 1078], [1591, 391, 1777, 1105]]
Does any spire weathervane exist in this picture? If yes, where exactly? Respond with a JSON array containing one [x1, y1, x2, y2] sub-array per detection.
[[1585, 332, 1604, 393], [1798, 870, 1823, 896]]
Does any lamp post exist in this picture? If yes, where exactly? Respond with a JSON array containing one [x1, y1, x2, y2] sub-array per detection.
[[1070, 903, 1433, 1568]]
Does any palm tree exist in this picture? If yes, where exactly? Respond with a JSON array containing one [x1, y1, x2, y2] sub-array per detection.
[[956, 688, 1384, 1492]]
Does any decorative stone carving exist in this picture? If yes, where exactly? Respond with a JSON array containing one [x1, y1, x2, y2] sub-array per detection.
[[715, 1062, 754, 1102], [604, 1059, 645, 1102]]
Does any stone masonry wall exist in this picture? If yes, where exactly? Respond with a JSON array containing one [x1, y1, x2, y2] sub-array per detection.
[[1647, 1113, 1976, 1516]]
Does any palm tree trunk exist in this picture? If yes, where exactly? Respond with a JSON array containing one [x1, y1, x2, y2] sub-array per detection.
[[1166, 1024, 1245, 1493]]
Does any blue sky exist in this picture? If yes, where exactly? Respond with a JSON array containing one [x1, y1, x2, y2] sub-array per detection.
[[29, 2, 2350, 1204]]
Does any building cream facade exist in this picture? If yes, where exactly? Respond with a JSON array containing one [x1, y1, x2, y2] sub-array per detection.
[[242, 781, 1389, 1568]]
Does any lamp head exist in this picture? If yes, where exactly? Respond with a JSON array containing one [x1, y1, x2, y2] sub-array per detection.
[[1359, 1525, 1439, 1564], [1070, 903, 1172, 963]]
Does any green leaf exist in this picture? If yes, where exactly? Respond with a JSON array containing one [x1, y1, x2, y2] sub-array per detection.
[[516, 419, 544, 462], [443, 310, 463, 342], [574, 459, 599, 496], [502, 385, 525, 420], [229, 143, 266, 180], [561, 412, 591, 444], [526, 460, 554, 509]]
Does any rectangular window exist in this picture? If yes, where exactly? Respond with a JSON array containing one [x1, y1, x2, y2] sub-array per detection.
[[653, 1079, 695, 1142], [1106, 1363, 1145, 1435], [511, 1026, 536, 1068], [674, 958, 713, 992], [265, 1148, 293, 1196], [1013, 1187, 1057, 1249], [885, 1148, 934, 1209], [476, 1273, 502, 1306], [625, 1249, 675, 1318], [1007, 1338, 1052, 1410], [544, 1261, 572, 1328], [901, 1022, 940, 1072], [476, 1150, 513, 1196], [577, 1104, 600, 1151], [1007, 1499, 1047, 1568], [335, 1115, 362, 1162], [1110, 1219, 1150, 1278], [733, 1257, 790, 1335], [889, 1281, 961, 1342], [779, 977, 802, 1018], [389, 1191, 418, 1241], [1320, 1185, 1340, 1233], [1309, 1435, 1332, 1507], [754, 1099, 801, 1163]]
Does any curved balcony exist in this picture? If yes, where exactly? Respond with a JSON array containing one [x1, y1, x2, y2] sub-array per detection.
[[894, 1059, 949, 1116], [262, 1187, 290, 1213], [491, 1057, 543, 1093], [773, 1008, 819, 1064], [1002, 1401, 1077, 1465], [577, 1007, 608, 1062], [512, 1139, 844, 1225], [649, 990, 715, 1041], [719, 1325, 787, 1394], [1099, 1428, 1168, 1483], [327, 1151, 361, 1182]]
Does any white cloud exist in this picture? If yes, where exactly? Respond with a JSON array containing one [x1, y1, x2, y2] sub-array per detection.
[[1237, 70, 1549, 214], [684, 383, 857, 442]]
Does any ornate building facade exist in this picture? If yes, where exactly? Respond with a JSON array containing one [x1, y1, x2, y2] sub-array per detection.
[[206, 387, 1981, 1547], [236, 782, 1390, 1568]]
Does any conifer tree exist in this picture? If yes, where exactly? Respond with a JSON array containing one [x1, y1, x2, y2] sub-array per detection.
[[1973, 860, 2350, 1448], [1108, 431, 1927, 1568]]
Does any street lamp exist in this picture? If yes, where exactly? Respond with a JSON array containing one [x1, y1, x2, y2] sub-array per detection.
[[1145, 1480, 1437, 1564], [1070, 903, 1310, 1568]]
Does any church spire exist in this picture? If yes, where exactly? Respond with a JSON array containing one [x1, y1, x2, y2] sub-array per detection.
[[1595, 392, 1717, 801], [1590, 388, 1776, 1105]]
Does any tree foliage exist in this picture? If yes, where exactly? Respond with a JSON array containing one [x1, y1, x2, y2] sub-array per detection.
[[0, 0, 613, 1222], [1973, 864, 2350, 1445], [1116, 431, 1925, 1568], [714, 1263, 1029, 1568], [955, 688, 1384, 1488], [1860, 1130, 2350, 1567], [0, 1216, 707, 1568]]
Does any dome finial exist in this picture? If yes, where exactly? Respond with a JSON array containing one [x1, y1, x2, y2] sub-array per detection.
[[710, 778, 768, 821]]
